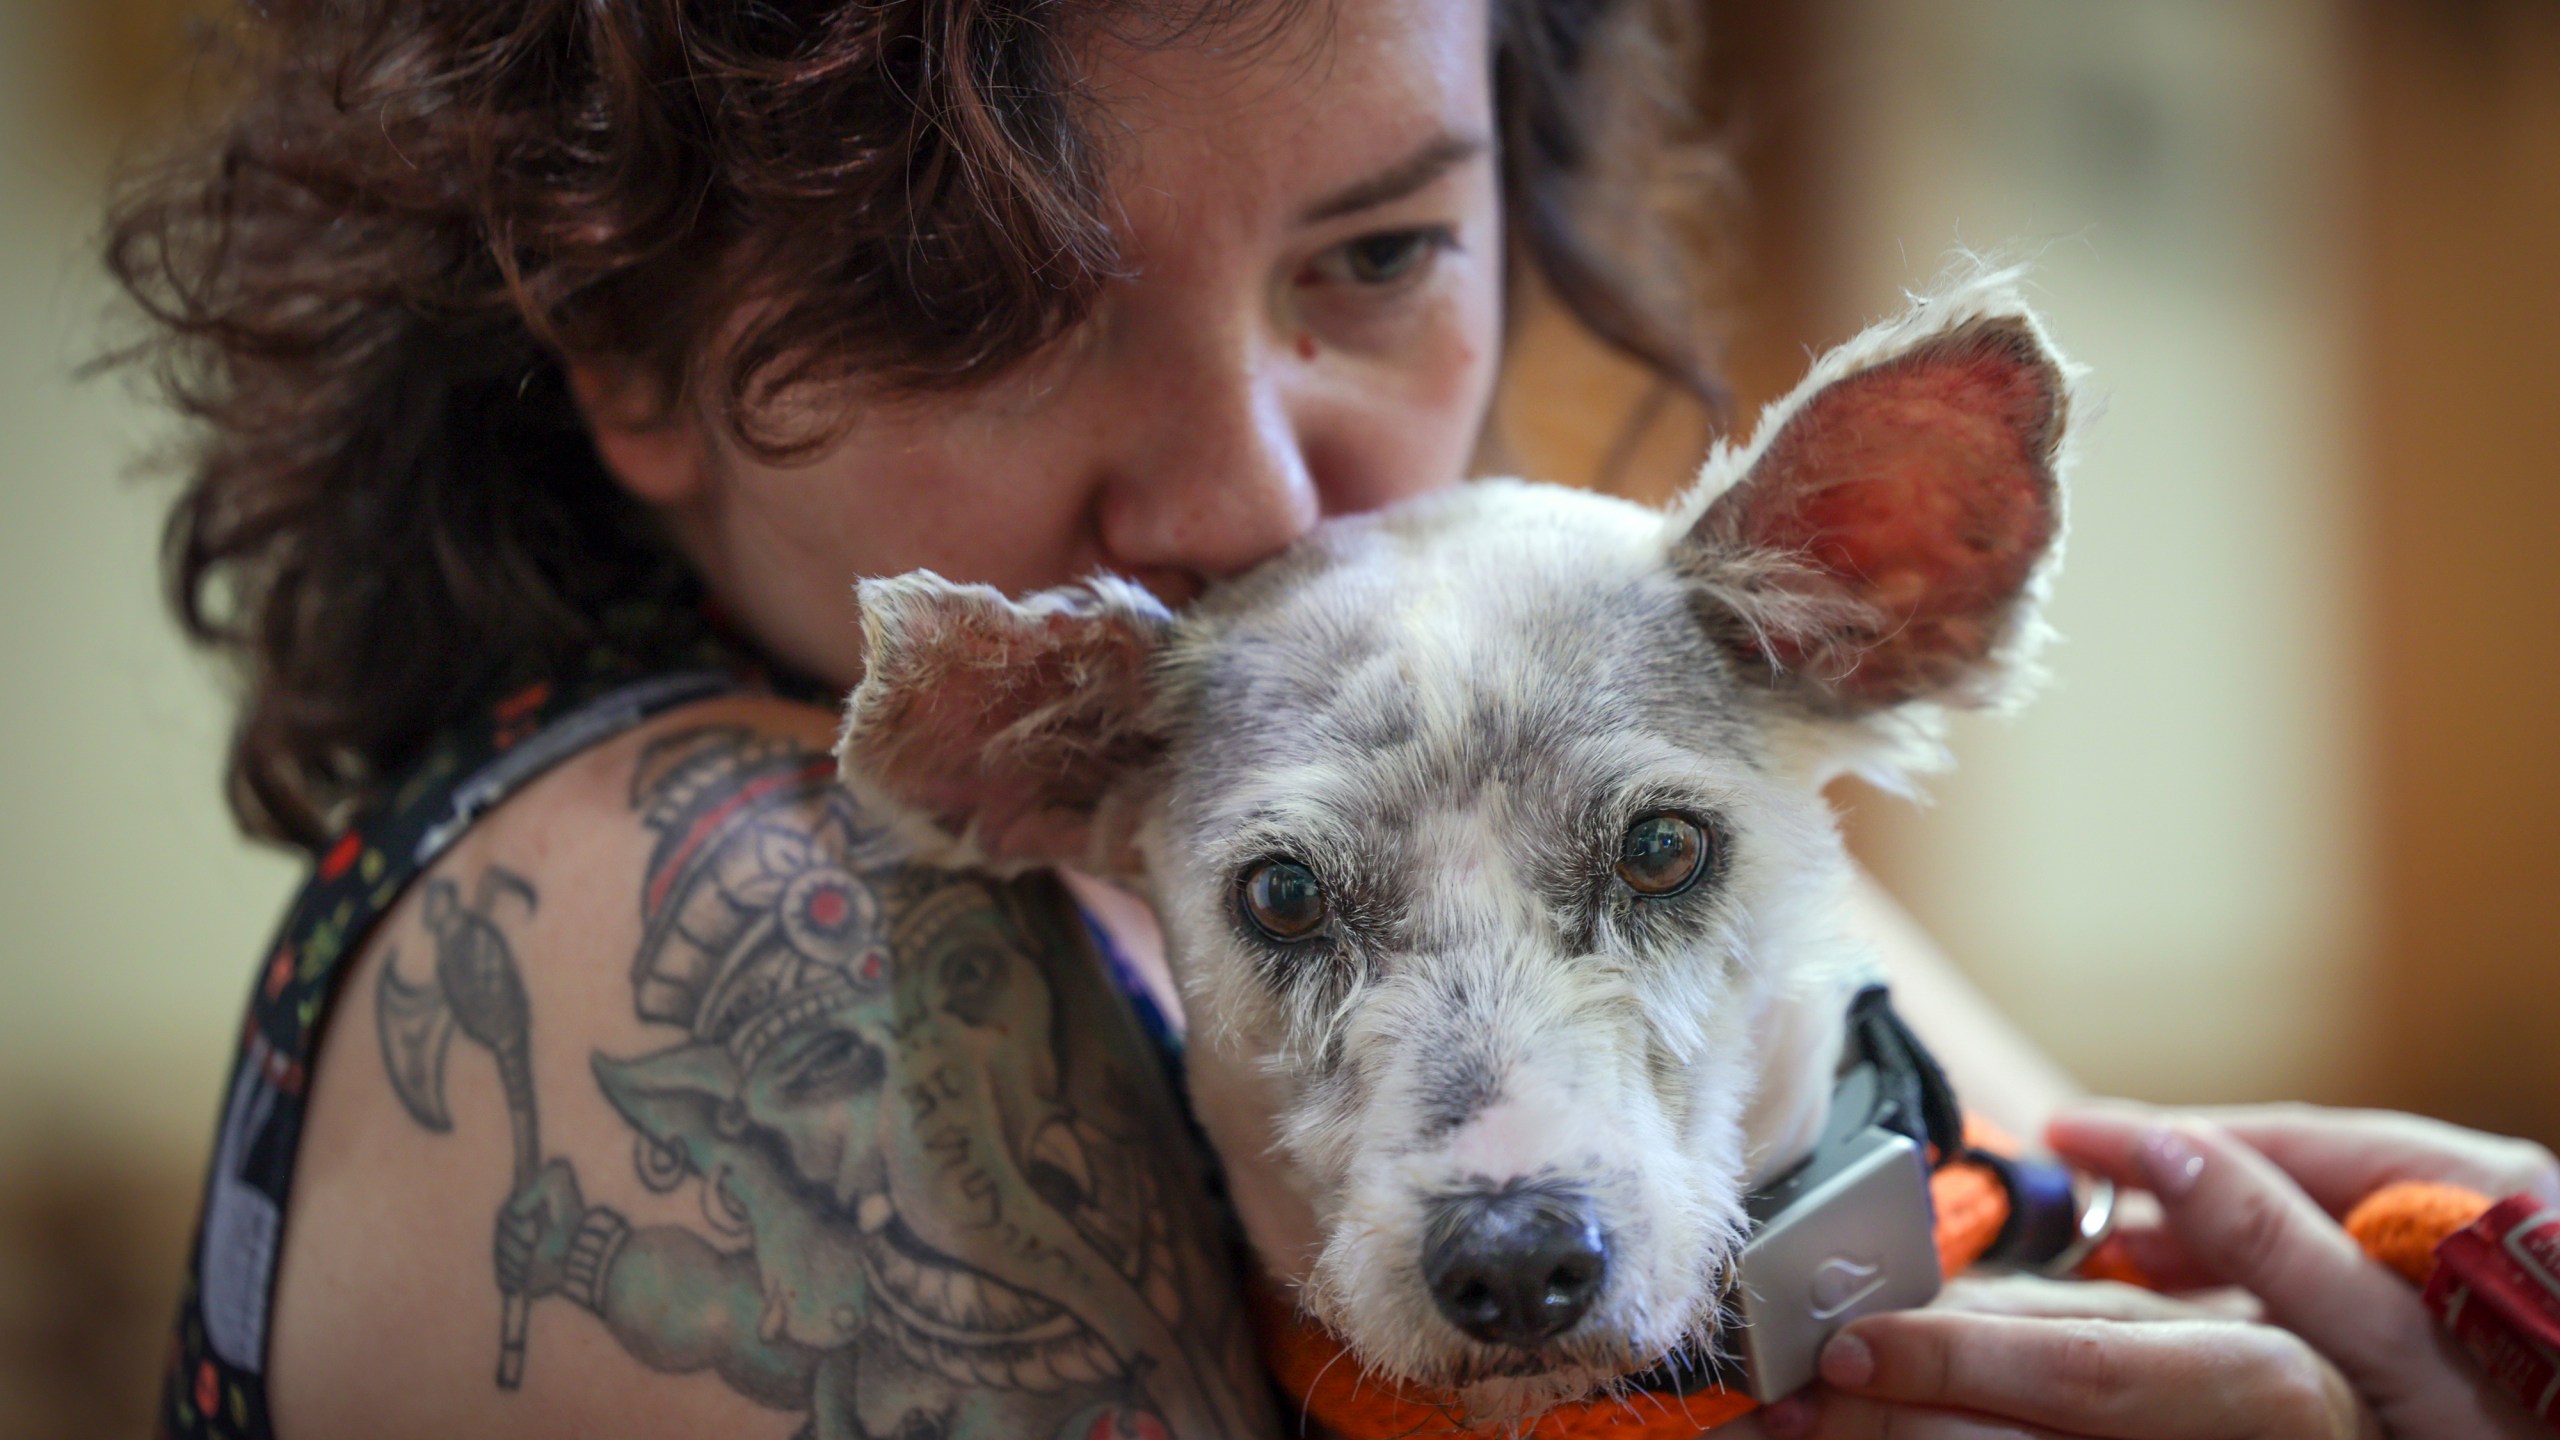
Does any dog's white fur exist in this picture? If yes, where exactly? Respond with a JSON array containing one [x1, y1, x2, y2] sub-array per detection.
[[839, 268, 2081, 1422]]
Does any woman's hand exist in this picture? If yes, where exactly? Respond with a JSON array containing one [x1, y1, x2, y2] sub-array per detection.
[[1759, 1273, 2377, 1439], [1760, 1102, 2558, 1438], [2047, 1104, 2552, 1438]]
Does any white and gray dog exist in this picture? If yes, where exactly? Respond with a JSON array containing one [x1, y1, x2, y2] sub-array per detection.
[[837, 271, 2079, 1419]]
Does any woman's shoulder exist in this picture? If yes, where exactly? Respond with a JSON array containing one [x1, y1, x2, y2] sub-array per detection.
[[267, 694, 1277, 1439]]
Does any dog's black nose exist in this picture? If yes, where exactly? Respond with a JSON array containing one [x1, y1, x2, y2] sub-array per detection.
[[1421, 1186, 1608, 1347]]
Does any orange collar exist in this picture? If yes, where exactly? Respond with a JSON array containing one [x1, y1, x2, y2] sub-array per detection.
[[1253, 1146, 2018, 1440], [1254, 1150, 2504, 1438]]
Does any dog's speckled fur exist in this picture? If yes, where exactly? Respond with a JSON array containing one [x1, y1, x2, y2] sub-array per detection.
[[838, 269, 2082, 1422]]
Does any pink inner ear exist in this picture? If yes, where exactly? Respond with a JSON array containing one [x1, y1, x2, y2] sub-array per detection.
[[1725, 321, 2062, 704], [852, 588, 1162, 860]]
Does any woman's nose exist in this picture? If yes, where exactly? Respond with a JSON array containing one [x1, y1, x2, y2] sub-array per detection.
[[1092, 334, 1320, 589]]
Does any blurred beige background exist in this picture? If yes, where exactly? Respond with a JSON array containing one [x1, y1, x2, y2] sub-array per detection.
[[3, 0, 2554, 1434], [2, 1, 303, 1432]]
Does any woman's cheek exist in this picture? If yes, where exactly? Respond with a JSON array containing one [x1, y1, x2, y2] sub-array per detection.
[[1390, 276, 1501, 475], [1312, 303, 1494, 513], [1420, 279, 1499, 414]]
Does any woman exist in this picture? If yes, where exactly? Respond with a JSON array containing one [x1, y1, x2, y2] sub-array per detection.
[[114, 0, 2546, 1436]]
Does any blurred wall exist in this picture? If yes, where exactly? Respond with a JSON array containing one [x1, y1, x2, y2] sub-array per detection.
[[0, 0, 299, 1159], [2352, 0, 2560, 1148], [0, 3, 299, 1433], [1820, 0, 2372, 1106]]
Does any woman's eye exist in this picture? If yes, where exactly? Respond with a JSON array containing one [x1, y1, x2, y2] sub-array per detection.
[[1617, 813, 1710, 898], [1310, 227, 1452, 288], [1240, 858, 1328, 942]]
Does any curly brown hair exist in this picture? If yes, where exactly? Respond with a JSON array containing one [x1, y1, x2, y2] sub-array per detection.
[[108, 0, 1729, 851]]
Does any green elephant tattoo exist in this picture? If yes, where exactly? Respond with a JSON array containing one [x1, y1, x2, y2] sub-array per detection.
[[387, 725, 1273, 1440]]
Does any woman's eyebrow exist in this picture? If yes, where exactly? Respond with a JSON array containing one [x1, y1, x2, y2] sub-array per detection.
[[1297, 133, 1491, 225]]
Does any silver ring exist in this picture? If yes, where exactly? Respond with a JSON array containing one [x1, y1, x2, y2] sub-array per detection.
[[2038, 1173, 2118, 1277]]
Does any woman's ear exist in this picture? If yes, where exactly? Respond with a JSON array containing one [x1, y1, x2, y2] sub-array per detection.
[[567, 363, 709, 507]]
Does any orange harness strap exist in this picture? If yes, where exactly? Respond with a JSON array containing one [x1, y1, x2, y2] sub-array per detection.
[[1255, 1153, 2018, 1440]]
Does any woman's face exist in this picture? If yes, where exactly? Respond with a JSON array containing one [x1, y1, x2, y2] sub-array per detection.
[[585, 0, 1503, 689]]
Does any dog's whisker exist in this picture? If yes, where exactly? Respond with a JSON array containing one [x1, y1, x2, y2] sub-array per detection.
[[1296, 1340, 1353, 1440]]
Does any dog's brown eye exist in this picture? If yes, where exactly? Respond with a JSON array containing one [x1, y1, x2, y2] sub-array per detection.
[[1241, 859, 1328, 942], [1618, 814, 1708, 897]]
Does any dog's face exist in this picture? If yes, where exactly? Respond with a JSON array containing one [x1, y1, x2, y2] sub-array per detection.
[[1135, 484, 1884, 1400], [838, 278, 2075, 1413]]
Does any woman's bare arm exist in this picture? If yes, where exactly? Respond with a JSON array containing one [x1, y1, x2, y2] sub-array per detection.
[[269, 697, 1277, 1440]]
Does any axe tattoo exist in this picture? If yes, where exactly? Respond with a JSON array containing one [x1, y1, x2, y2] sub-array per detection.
[[377, 867, 543, 1388]]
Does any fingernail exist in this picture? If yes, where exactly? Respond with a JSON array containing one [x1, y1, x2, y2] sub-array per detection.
[[1818, 1329, 1875, 1388], [2138, 1125, 2206, 1197], [1760, 1393, 1815, 1437]]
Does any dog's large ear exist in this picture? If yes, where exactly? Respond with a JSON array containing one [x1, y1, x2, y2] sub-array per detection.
[[1675, 279, 2073, 724], [837, 572, 1171, 876]]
